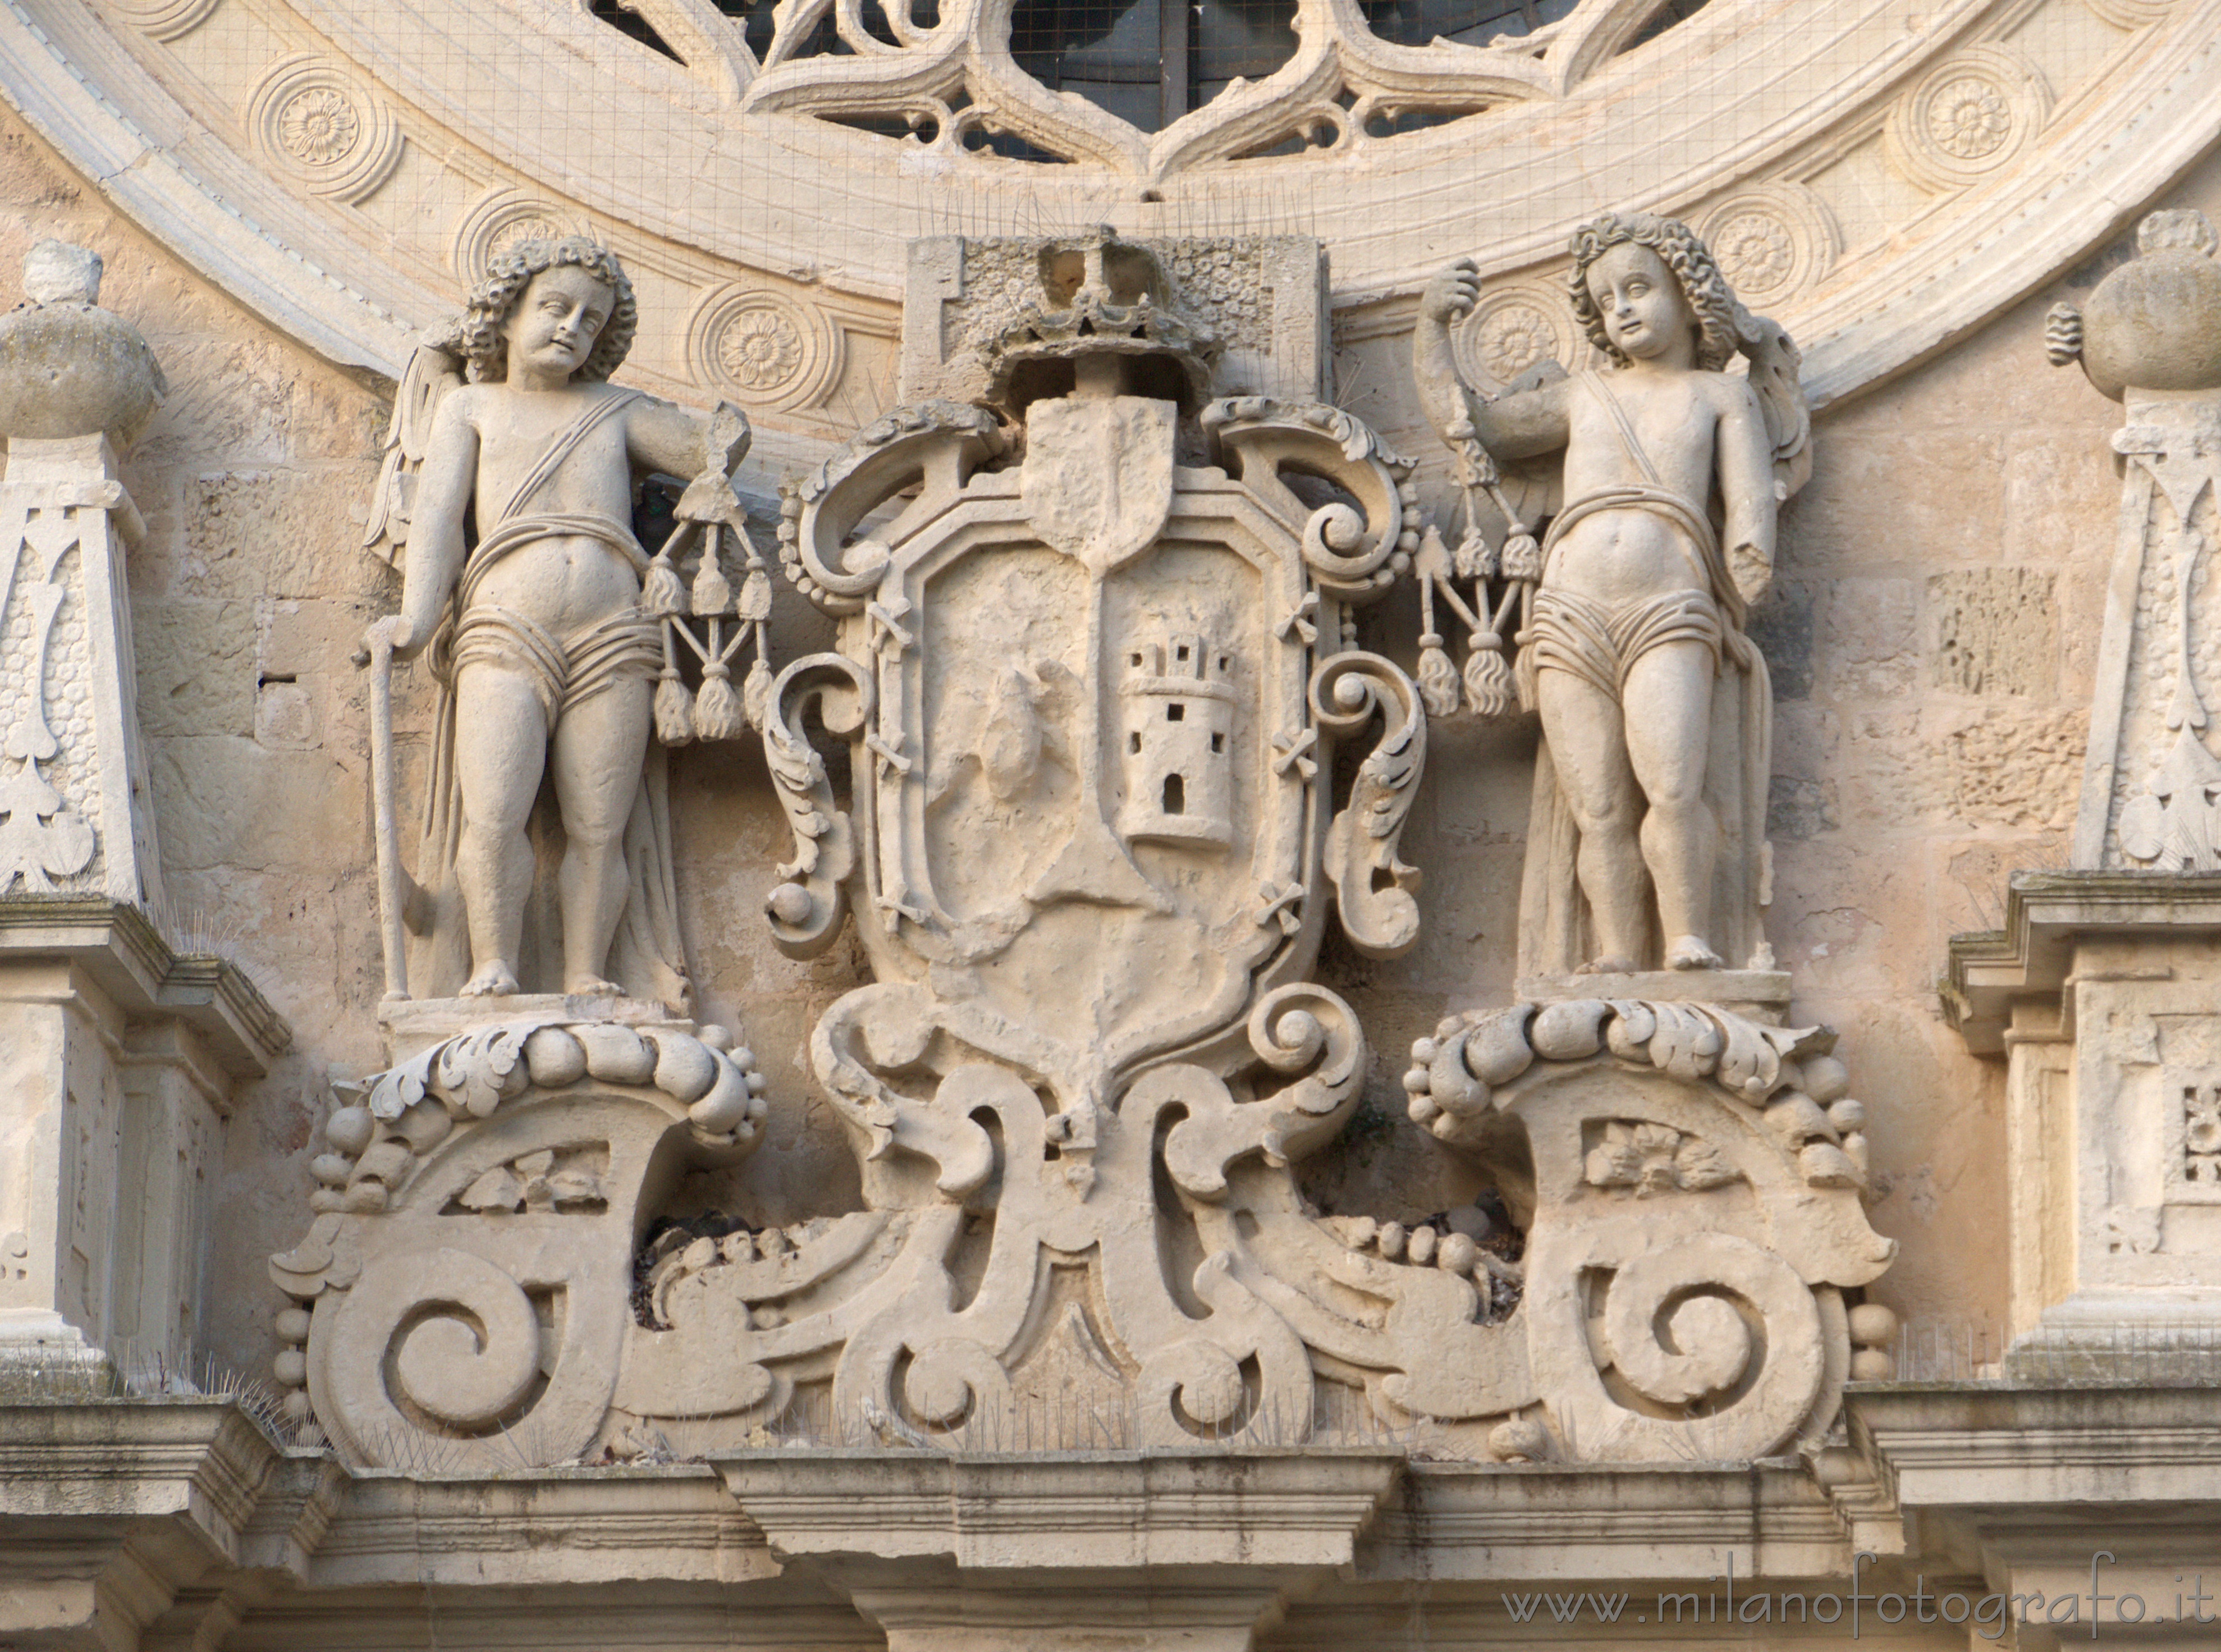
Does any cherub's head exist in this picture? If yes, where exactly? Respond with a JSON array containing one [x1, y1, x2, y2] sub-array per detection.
[[1568, 213, 1739, 372], [456, 237, 637, 384]]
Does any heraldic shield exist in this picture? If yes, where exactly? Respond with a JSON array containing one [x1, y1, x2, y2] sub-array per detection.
[[275, 231, 1893, 1471]]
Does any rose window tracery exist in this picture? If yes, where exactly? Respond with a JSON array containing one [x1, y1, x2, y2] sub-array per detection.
[[584, 0, 1710, 175]]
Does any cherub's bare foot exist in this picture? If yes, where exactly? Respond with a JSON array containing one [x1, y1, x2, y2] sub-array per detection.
[[461, 962, 520, 997], [1665, 935, 1723, 971], [1577, 955, 1640, 976], [565, 974, 625, 999]]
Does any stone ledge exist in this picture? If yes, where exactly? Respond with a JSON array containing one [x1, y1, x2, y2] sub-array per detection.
[[0, 896, 290, 1076], [1838, 1382, 2221, 1546], [0, 1398, 286, 1589], [1371, 1459, 1846, 1581], [715, 1449, 1403, 1572], [1944, 870, 2221, 1054]]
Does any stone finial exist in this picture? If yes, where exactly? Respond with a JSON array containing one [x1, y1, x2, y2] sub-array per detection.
[[2050, 208, 2221, 401], [22, 238, 101, 306], [0, 239, 164, 443]]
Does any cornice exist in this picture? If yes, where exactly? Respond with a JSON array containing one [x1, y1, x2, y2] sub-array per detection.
[[1943, 871, 2221, 1054], [0, 895, 291, 1076]]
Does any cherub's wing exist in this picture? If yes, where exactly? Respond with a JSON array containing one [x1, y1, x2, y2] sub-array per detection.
[[361, 338, 466, 566], [1736, 313, 1814, 500], [1488, 360, 1570, 527]]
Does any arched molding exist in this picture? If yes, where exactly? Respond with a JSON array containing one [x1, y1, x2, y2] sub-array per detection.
[[0, 0, 2214, 418]]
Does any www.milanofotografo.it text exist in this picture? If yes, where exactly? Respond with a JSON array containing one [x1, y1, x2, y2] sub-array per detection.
[[1499, 1554, 2217, 1640]]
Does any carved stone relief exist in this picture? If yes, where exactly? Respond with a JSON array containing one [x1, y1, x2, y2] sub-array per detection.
[[278, 226, 1894, 1474], [1412, 212, 1811, 977], [103, 0, 221, 42], [1884, 46, 2053, 194], [451, 187, 588, 283], [1696, 182, 1840, 309], [2176, 1074, 2221, 1195], [0, 242, 167, 905], [685, 283, 842, 410], [246, 56, 403, 205], [1449, 277, 1583, 396], [2053, 210, 2221, 868]]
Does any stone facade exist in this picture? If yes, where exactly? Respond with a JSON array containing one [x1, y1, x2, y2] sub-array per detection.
[[0, 0, 2217, 1643]]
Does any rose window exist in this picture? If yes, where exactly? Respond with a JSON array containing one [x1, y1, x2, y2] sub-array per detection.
[[583, 0, 1714, 171]]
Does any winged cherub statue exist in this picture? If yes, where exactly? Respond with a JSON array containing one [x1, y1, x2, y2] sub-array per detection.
[[363, 236, 746, 1005], [1414, 212, 1810, 977]]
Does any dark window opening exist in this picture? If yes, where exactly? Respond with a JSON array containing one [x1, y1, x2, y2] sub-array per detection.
[[590, 0, 686, 63], [1163, 774, 1185, 813], [1620, 0, 1709, 51], [1166, 703, 1185, 722]]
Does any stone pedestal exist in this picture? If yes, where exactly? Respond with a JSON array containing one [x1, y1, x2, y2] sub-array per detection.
[[1948, 213, 2221, 1379], [0, 248, 286, 1382], [0, 901, 285, 1374], [1950, 874, 2221, 1376]]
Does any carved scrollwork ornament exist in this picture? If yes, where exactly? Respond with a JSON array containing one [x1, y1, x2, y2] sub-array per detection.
[[272, 223, 1901, 1473]]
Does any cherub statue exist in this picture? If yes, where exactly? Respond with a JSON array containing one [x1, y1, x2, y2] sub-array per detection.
[[363, 237, 745, 1005], [1414, 213, 1810, 976]]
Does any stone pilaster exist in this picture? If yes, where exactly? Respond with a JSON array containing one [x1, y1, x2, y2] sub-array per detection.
[[0, 243, 287, 1379]]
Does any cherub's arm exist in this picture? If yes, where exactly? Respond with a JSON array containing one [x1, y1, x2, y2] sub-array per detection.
[[1412, 259, 1572, 463], [624, 396, 715, 479], [388, 391, 480, 655], [626, 396, 750, 527], [1715, 377, 1778, 610]]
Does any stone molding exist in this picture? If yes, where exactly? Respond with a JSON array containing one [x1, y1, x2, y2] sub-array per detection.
[[2, 0, 2217, 428], [7, 1394, 2221, 1646], [1945, 868, 2221, 1051], [0, 895, 289, 1077]]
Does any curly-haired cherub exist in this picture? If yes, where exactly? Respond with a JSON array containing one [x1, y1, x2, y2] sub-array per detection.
[[364, 237, 744, 1003], [1413, 212, 1809, 977]]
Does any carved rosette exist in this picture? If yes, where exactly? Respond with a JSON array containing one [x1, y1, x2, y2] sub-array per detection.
[[1451, 278, 1581, 393], [1697, 183, 1840, 307], [686, 284, 842, 410], [451, 187, 588, 283], [246, 56, 402, 204], [1884, 46, 2052, 193]]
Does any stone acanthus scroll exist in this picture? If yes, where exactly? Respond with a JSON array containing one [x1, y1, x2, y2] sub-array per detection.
[[275, 225, 1893, 1473], [2047, 212, 2221, 870]]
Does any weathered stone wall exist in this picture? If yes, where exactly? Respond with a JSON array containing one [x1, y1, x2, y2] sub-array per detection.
[[0, 95, 2199, 1385]]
